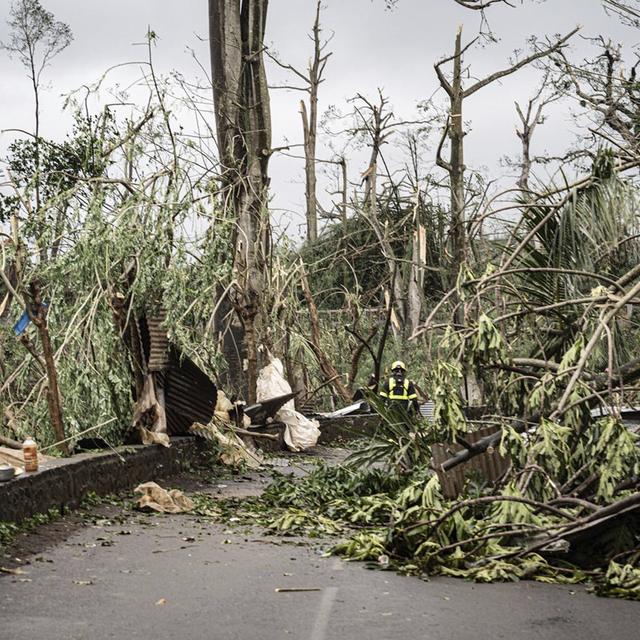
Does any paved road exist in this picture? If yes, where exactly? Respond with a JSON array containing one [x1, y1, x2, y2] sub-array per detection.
[[1, 455, 639, 640]]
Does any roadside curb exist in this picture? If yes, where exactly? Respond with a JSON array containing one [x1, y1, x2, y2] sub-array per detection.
[[0, 437, 200, 524]]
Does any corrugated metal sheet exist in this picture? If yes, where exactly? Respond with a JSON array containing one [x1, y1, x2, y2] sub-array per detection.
[[147, 311, 170, 372], [420, 401, 435, 420], [432, 425, 510, 499], [137, 312, 218, 436], [156, 349, 218, 436]]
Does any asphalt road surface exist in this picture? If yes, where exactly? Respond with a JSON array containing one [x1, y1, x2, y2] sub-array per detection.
[[1, 455, 639, 640]]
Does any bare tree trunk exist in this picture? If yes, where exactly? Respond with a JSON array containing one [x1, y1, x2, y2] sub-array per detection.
[[269, 1, 329, 243], [209, 0, 272, 403], [449, 28, 466, 289], [339, 156, 348, 233], [301, 99, 317, 242], [515, 81, 551, 193], [28, 51, 42, 225], [407, 222, 426, 337], [28, 281, 68, 455], [359, 94, 406, 330], [516, 102, 535, 193], [300, 1, 331, 243], [435, 25, 578, 298]]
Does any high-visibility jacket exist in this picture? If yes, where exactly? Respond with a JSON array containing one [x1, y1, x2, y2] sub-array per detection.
[[379, 376, 418, 405]]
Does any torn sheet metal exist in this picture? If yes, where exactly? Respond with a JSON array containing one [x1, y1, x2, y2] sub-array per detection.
[[318, 401, 368, 419], [244, 393, 297, 426]]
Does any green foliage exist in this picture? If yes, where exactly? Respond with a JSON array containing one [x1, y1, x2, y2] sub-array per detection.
[[431, 362, 467, 441], [342, 395, 434, 471], [299, 197, 446, 309], [1, 0, 73, 79], [299, 217, 387, 308], [0, 116, 109, 226], [0, 100, 233, 447], [589, 418, 640, 502], [489, 483, 544, 527], [262, 463, 404, 509], [469, 313, 508, 366], [511, 153, 640, 364], [252, 451, 639, 598], [332, 531, 387, 560], [268, 508, 344, 536], [592, 562, 640, 600]]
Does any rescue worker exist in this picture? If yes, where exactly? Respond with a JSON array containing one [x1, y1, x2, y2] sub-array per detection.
[[379, 361, 420, 415]]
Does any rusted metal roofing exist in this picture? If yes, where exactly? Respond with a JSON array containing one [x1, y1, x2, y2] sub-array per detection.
[[432, 425, 510, 499], [156, 348, 218, 436], [146, 311, 170, 372], [138, 313, 218, 436], [156, 349, 218, 436]]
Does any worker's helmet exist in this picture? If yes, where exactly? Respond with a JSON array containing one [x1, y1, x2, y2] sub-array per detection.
[[391, 360, 406, 372]]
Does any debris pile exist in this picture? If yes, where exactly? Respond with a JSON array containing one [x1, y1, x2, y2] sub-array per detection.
[[253, 397, 640, 600], [256, 358, 320, 452], [128, 318, 320, 457]]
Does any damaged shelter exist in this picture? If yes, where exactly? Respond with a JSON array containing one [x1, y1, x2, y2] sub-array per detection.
[[127, 310, 320, 453]]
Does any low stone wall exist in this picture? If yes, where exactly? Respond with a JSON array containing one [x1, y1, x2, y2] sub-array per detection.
[[253, 414, 378, 451], [0, 437, 201, 524]]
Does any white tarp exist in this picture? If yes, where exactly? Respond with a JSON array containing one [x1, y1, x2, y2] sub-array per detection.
[[256, 358, 320, 452]]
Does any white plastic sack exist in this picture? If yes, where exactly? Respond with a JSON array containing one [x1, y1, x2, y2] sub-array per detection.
[[256, 357, 320, 452]]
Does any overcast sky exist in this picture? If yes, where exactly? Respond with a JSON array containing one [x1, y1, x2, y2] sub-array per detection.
[[1, 0, 638, 237]]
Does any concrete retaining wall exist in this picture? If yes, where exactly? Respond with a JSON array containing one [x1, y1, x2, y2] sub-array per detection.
[[318, 414, 378, 442], [0, 417, 377, 524], [0, 437, 201, 524]]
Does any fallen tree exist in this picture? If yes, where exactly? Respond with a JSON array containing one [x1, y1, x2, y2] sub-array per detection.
[[249, 154, 640, 600]]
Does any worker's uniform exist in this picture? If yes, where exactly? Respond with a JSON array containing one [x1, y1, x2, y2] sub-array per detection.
[[379, 376, 419, 414]]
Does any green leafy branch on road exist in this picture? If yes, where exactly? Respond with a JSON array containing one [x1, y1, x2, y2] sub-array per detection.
[[238, 452, 640, 601]]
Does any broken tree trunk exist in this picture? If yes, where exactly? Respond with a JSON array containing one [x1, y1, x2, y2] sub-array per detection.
[[300, 1, 331, 243], [406, 222, 426, 338], [358, 93, 406, 332]]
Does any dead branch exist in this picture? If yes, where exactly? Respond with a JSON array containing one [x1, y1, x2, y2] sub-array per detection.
[[299, 263, 352, 403], [346, 324, 379, 391]]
